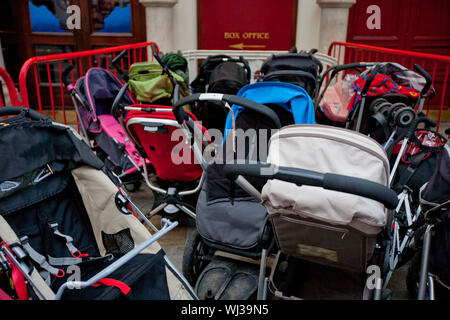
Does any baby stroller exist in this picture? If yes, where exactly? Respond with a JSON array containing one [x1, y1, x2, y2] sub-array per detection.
[[406, 139, 449, 300], [257, 49, 323, 100], [222, 124, 399, 300], [190, 55, 251, 132], [109, 51, 209, 222], [179, 82, 316, 300], [0, 107, 197, 300], [62, 65, 147, 192]]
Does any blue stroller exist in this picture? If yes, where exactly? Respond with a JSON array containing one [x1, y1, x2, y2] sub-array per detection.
[[178, 82, 315, 299]]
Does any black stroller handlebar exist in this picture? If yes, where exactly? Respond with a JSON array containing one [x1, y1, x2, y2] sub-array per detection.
[[223, 163, 399, 209], [413, 64, 433, 96], [172, 93, 282, 129], [0, 106, 49, 121]]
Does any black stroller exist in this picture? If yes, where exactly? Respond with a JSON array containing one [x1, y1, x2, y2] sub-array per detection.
[[0, 107, 196, 300], [190, 55, 251, 132]]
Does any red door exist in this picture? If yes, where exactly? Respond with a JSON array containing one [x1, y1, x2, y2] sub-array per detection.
[[346, 0, 450, 114]]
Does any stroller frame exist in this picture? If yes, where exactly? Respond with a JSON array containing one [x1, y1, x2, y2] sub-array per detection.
[[173, 92, 305, 300]]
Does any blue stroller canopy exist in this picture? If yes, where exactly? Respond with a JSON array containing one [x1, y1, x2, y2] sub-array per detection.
[[223, 81, 315, 142]]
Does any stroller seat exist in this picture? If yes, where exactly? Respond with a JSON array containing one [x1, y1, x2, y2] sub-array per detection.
[[262, 124, 390, 272]]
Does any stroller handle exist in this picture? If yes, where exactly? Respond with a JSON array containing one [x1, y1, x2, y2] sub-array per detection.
[[223, 162, 398, 209], [0, 106, 49, 121], [173, 93, 282, 128], [413, 64, 432, 96]]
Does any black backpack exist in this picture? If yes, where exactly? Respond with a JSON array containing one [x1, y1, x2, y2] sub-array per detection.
[[259, 49, 322, 98]]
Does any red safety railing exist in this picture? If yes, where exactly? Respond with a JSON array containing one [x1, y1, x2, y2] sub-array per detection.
[[328, 41, 450, 130], [0, 67, 21, 107], [18, 42, 159, 125]]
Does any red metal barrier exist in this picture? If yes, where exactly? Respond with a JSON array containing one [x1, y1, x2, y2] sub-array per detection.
[[328, 41, 450, 130], [18, 42, 159, 125], [0, 67, 21, 107]]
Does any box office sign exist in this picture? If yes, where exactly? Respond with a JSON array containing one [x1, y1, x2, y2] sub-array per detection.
[[198, 0, 298, 50]]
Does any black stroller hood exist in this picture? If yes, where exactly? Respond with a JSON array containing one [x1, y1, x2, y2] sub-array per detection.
[[0, 113, 103, 210], [75, 68, 134, 130]]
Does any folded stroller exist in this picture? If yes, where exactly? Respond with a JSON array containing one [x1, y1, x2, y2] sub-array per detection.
[[222, 124, 399, 300], [0, 107, 196, 300], [62, 66, 148, 191], [179, 82, 316, 300]]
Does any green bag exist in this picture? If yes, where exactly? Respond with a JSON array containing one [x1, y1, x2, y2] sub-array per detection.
[[128, 61, 190, 106]]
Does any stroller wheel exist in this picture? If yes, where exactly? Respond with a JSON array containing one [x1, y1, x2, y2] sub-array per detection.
[[182, 230, 213, 286], [123, 180, 142, 192]]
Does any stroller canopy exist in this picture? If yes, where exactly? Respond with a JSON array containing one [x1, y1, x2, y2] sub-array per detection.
[[223, 82, 315, 140]]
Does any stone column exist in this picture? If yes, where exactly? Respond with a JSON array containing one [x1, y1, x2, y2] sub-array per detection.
[[139, 0, 178, 54], [316, 0, 356, 54]]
